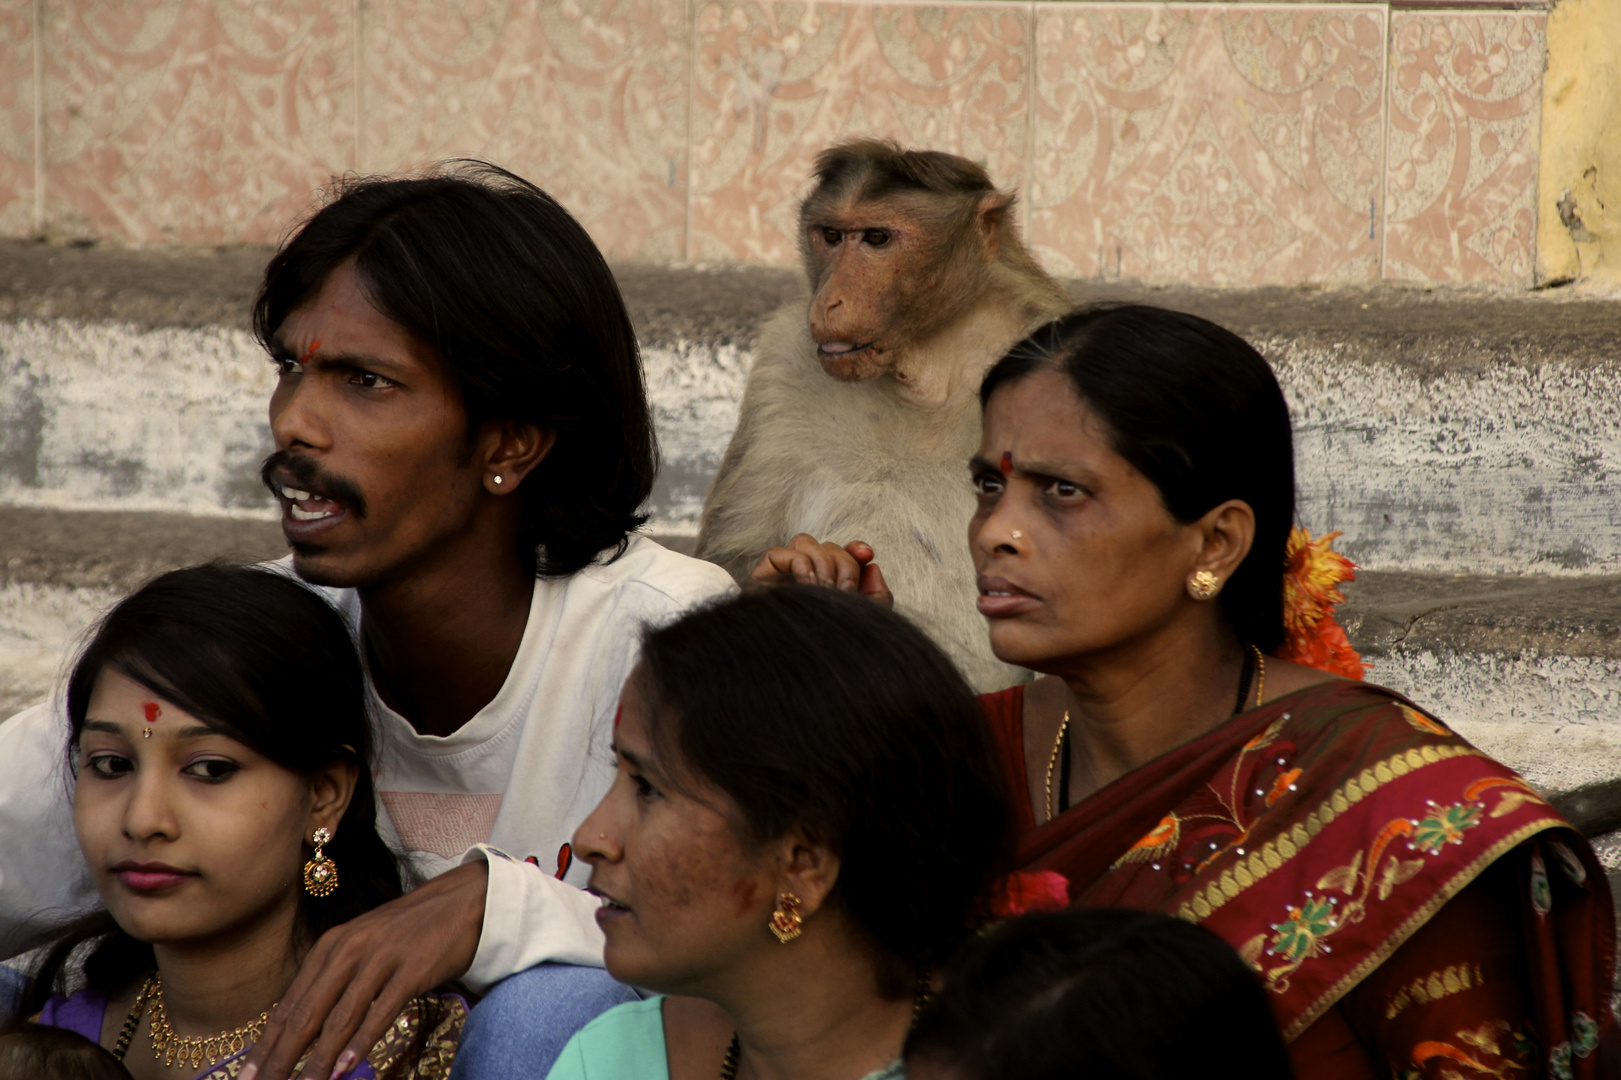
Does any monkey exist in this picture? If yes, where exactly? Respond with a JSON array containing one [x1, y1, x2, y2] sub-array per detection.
[[696, 140, 1072, 691]]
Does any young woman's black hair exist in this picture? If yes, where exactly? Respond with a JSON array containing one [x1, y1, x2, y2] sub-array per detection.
[[22, 564, 404, 1015], [980, 303, 1295, 651], [905, 907, 1294, 1080], [0, 1020, 133, 1080], [252, 160, 656, 577], [635, 585, 1015, 984]]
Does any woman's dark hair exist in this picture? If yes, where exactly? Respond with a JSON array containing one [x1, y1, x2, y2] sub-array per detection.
[[253, 160, 656, 577], [0, 1021, 133, 1080], [905, 908, 1293, 1080], [980, 304, 1295, 651], [636, 586, 1014, 981], [23, 564, 405, 1014]]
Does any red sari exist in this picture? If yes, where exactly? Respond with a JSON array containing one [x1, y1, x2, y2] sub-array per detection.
[[983, 681, 1615, 1080]]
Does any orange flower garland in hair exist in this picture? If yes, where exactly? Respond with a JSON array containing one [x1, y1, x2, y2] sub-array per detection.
[[1276, 527, 1365, 680]]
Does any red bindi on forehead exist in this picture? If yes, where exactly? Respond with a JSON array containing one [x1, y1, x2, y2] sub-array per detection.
[[143, 701, 162, 723], [299, 338, 323, 364], [1000, 451, 1014, 476]]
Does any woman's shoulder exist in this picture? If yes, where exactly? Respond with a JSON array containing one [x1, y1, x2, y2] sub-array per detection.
[[34, 988, 107, 1044], [546, 997, 668, 1080]]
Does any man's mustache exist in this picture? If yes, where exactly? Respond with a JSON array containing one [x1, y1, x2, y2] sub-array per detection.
[[260, 451, 369, 519]]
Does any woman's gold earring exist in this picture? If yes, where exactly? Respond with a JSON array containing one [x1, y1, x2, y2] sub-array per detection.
[[1187, 570, 1221, 601], [769, 892, 804, 943], [303, 827, 339, 898]]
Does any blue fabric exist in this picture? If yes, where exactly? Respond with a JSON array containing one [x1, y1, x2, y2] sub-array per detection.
[[449, 963, 639, 1080], [0, 964, 25, 1022]]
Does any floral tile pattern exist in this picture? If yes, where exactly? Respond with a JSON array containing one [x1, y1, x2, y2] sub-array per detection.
[[687, 1, 1032, 265], [0, 3, 36, 237], [1382, 11, 1544, 286], [1028, 4, 1386, 284], [42, 0, 357, 244], [0, 0, 1558, 287], [362, 0, 689, 261]]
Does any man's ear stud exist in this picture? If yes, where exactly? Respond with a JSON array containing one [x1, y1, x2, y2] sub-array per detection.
[[492, 475, 503, 486]]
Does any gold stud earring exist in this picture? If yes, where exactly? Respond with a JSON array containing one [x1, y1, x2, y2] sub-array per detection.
[[303, 828, 339, 898], [1187, 570, 1221, 601], [769, 892, 804, 943]]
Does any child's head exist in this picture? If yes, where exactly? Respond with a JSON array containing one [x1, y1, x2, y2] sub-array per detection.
[[59, 564, 401, 959], [0, 1020, 133, 1080], [906, 907, 1293, 1080]]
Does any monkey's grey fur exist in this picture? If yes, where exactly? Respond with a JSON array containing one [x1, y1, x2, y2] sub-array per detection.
[[696, 295, 1065, 691]]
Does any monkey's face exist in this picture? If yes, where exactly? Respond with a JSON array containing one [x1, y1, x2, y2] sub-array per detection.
[[800, 197, 966, 381]]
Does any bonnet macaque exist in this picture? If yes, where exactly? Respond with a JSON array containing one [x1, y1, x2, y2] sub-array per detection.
[[697, 140, 1070, 690]]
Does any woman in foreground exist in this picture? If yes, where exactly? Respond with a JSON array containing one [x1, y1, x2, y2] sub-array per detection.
[[758, 305, 1615, 1079], [547, 586, 1012, 1080], [24, 565, 465, 1079]]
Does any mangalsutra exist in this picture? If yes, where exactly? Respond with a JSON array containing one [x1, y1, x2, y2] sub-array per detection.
[[131, 972, 274, 1069], [720, 968, 931, 1079]]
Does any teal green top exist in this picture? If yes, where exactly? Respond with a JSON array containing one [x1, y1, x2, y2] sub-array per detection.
[[545, 997, 905, 1080], [546, 997, 669, 1080]]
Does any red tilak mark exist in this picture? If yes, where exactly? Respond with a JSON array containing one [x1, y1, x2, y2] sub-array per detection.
[[142, 701, 162, 724], [613, 704, 623, 730], [299, 338, 323, 364], [999, 451, 1014, 476]]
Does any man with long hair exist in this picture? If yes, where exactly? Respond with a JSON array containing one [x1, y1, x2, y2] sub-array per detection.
[[0, 163, 734, 1079]]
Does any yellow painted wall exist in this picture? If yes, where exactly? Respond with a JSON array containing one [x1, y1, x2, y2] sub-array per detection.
[[1538, 0, 1621, 285]]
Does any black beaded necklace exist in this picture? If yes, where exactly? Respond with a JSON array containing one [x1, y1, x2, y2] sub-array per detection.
[[718, 968, 931, 1080]]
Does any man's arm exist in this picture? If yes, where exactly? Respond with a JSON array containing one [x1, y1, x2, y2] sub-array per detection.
[[0, 701, 98, 961]]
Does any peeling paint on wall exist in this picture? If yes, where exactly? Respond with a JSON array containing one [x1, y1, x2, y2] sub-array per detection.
[[1537, 0, 1621, 285]]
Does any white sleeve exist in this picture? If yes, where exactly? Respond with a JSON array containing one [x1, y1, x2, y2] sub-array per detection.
[[0, 701, 99, 961], [457, 845, 606, 992]]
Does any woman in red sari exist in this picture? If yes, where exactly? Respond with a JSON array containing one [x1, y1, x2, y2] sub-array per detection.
[[755, 304, 1614, 1079]]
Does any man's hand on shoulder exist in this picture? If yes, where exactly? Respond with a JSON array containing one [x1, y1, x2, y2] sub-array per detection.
[[241, 861, 488, 1080]]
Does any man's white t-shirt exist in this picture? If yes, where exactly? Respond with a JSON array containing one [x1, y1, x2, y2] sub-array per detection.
[[0, 535, 735, 989]]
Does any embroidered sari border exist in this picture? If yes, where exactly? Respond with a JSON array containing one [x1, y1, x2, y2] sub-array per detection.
[[1279, 816, 1566, 1042], [1175, 743, 1481, 924]]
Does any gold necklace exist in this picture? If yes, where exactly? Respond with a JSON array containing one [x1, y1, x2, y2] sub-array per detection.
[[1252, 645, 1266, 709], [1042, 709, 1071, 823], [143, 973, 274, 1069]]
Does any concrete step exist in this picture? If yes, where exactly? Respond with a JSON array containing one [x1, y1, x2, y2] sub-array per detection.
[[3, 241, 1621, 572], [0, 503, 1613, 792]]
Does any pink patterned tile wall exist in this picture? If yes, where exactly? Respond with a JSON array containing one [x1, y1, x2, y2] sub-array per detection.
[[1029, 4, 1386, 284], [688, 1, 1032, 264], [41, 0, 357, 245], [0, 1, 1552, 288], [1382, 10, 1543, 286], [362, 0, 689, 261], [0, 4, 36, 237]]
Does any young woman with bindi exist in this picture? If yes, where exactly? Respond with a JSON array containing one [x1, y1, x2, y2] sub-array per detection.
[[756, 305, 1615, 1079], [547, 586, 1013, 1080], [22, 565, 465, 1080]]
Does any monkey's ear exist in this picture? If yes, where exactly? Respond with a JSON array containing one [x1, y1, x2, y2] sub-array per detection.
[[976, 193, 1013, 262]]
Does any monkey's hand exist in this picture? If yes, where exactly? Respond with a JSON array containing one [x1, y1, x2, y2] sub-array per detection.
[[750, 533, 894, 607]]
